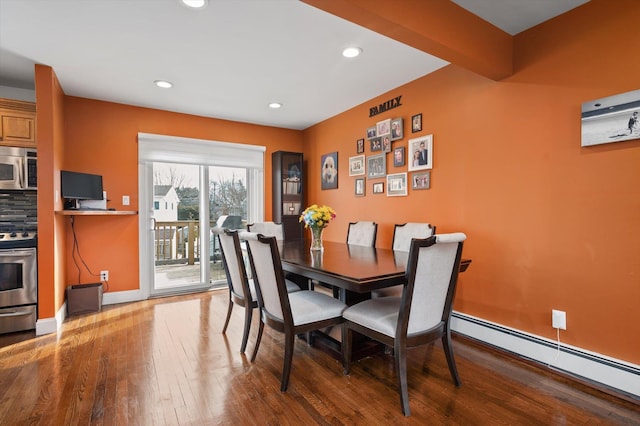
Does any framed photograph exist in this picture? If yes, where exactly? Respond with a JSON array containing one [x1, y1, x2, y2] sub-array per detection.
[[411, 171, 431, 190], [355, 178, 365, 196], [366, 126, 377, 139], [376, 118, 391, 137], [386, 172, 408, 197], [366, 153, 386, 179], [369, 137, 382, 152], [408, 134, 433, 171], [349, 155, 365, 176], [356, 138, 365, 154], [321, 152, 338, 190], [381, 136, 391, 153], [390, 117, 403, 141], [393, 146, 405, 167], [411, 113, 422, 133], [581, 88, 640, 146], [372, 182, 384, 194]]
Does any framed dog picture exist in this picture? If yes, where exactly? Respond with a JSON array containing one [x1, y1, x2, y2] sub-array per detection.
[[321, 152, 338, 190]]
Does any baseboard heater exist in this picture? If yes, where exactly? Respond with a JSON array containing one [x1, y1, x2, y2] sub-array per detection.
[[451, 311, 640, 400]]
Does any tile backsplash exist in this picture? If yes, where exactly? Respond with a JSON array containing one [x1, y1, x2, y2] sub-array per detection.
[[0, 190, 37, 231]]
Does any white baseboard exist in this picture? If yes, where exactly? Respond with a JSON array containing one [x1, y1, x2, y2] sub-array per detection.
[[35, 302, 66, 336], [35, 289, 144, 336], [35, 317, 57, 336], [102, 289, 145, 306], [451, 311, 640, 399]]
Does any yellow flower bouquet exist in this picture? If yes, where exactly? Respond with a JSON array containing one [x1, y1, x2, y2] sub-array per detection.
[[299, 204, 336, 251]]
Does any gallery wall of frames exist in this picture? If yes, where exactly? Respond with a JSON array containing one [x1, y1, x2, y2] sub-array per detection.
[[345, 112, 433, 197]]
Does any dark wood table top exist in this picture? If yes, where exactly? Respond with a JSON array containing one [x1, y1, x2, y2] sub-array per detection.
[[279, 240, 471, 294]]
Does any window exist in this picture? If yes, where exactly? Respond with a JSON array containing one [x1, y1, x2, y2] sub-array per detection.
[[154, 201, 159, 209]]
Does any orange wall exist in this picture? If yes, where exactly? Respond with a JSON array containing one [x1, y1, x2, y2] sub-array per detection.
[[34, 0, 638, 367], [58, 97, 303, 293], [303, 1, 640, 363], [34, 65, 67, 318]]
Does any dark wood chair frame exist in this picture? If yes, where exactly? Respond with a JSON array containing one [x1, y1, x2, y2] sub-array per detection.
[[342, 235, 465, 416], [247, 234, 345, 392], [218, 229, 255, 354]]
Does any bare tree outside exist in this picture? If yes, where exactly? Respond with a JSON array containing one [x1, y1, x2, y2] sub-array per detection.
[[154, 166, 188, 189], [210, 173, 246, 218]]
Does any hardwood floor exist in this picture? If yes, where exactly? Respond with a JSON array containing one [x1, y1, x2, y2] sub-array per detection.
[[1, 290, 637, 425]]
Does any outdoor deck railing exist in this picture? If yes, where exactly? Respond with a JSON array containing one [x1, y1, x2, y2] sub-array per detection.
[[154, 220, 246, 265], [154, 220, 213, 265]]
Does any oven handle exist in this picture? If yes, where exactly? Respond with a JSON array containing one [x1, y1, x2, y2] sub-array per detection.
[[0, 309, 33, 318], [0, 251, 32, 257]]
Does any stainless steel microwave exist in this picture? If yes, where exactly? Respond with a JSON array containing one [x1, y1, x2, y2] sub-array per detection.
[[0, 146, 37, 190]]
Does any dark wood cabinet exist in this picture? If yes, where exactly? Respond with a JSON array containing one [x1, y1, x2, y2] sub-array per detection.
[[272, 151, 304, 240]]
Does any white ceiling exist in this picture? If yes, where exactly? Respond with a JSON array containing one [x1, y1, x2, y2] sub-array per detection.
[[0, 0, 588, 130]]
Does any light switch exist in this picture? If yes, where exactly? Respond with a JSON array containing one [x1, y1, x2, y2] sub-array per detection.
[[123, 195, 130, 206]]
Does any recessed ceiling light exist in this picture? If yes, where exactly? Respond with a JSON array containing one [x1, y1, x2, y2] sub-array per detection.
[[342, 47, 362, 58], [269, 102, 282, 109], [154, 80, 173, 89], [181, 0, 208, 8]]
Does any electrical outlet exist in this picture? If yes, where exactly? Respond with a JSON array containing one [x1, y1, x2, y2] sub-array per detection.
[[100, 270, 109, 281], [552, 309, 566, 330], [122, 195, 130, 206]]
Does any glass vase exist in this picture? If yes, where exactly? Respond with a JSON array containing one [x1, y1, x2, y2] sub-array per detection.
[[309, 226, 324, 251]]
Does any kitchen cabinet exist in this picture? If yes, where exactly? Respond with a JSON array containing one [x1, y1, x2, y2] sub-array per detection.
[[272, 151, 304, 241], [0, 98, 36, 148]]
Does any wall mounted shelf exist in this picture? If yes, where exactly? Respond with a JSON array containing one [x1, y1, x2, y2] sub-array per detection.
[[56, 210, 137, 216]]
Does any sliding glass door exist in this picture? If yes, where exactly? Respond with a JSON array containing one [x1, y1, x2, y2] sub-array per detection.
[[138, 133, 264, 298]]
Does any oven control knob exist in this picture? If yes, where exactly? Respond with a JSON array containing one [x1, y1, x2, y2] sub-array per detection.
[[0, 234, 4, 239], [22, 231, 29, 237], [10, 231, 17, 238]]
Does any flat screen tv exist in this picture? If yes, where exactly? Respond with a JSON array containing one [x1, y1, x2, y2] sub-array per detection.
[[60, 170, 104, 208]]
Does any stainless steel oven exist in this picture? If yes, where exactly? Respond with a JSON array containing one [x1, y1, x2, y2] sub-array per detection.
[[0, 232, 37, 334]]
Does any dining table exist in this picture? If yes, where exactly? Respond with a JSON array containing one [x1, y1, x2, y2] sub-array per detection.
[[278, 239, 472, 359], [279, 239, 471, 298]]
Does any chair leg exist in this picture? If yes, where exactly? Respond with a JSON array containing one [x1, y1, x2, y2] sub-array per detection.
[[281, 332, 295, 392], [395, 342, 411, 417], [342, 324, 352, 375], [442, 329, 461, 386], [239, 306, 253, 354], [250, 318, 264, 362], [221, 299, 233, 334]]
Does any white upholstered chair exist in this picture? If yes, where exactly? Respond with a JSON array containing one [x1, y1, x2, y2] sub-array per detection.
[[215, 228, 299, 354], [247, 221, 284, 240], [392, 222, 436, 251], [346, 221, 378, 247], [342, 233, 467, 416], [245, 233, 347, 391], [373, 222, 436, 298]]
